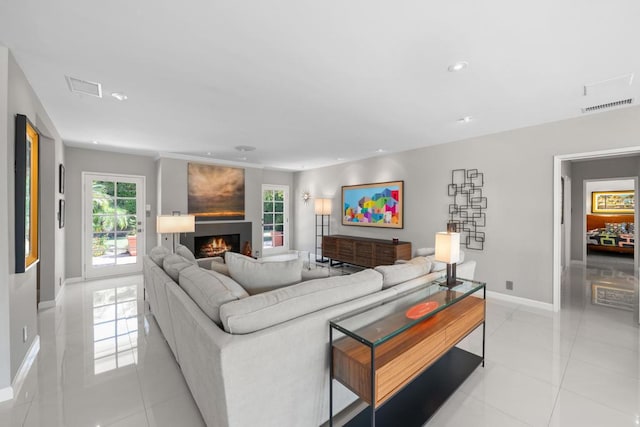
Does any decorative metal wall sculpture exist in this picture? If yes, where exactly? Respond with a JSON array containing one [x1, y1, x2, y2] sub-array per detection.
[[448, 169, 486, 250]]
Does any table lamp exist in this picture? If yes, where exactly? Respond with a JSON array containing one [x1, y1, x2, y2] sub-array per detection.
[[435, 231, 461, 288], [157, 214, 195, 252]]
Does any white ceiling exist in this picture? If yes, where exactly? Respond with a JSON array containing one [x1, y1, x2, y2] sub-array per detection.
[[1, 0, 639, 171]]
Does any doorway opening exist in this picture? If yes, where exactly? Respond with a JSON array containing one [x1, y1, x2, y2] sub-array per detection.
[[261, 185, 289, 256], [554, 147, 640, 321], [83, 173, 146, 279]]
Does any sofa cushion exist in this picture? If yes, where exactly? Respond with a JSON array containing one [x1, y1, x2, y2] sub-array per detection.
[[177, 265, 249, 324], [149, 246, 171, 267], [225, 252, 303, 294], [176, 245, 197, 265], [220, 269, 383, 334], [375, 257, 431, 289], [163, 254, 194, 282]]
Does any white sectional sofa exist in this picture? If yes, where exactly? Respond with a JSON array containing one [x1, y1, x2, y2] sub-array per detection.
[[143, 245, 476, 427]]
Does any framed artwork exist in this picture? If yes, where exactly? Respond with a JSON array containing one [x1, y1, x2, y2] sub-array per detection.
[[59, 164, 65, 194], [58, 199, 65, 229], [342, 181, 404, 228], [188, 163, 245, 221], [14, 114, 40, 273], [592, 190, 634, 214]]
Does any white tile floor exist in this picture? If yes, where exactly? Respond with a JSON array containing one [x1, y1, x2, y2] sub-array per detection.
[[0, 260, 638, 426]]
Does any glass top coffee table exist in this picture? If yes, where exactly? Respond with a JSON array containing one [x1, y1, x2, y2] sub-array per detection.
[[329, 278, 486, 427]]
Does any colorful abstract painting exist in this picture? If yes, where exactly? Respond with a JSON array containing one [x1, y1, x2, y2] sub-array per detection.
[[188, 163, 245, 220], [342, 181, 403, 228]]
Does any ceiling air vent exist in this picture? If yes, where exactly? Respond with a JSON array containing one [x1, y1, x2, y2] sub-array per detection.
[[582, 98, 634, 113], [65, 76, 102, 98]]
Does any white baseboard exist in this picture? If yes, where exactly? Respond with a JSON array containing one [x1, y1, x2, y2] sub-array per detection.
[[570, 260, 585, 266], [0, 385, 13, 402], [37, 300, 55, 310], [65, 276, 83, 284], [38, 276, 68, 311], [486, 290, 554, 311], [1, 335, 41, 403]]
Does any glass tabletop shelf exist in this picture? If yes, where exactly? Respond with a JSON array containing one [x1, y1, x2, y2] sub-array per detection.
[[330, 278, 486, 347]]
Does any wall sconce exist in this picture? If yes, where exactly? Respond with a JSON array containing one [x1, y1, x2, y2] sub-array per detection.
[[435, 231, 461, 288], [314, 198, 332, 262], [157, 214, 195, 252]]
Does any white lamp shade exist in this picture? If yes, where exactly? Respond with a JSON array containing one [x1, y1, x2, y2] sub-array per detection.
[[314, 198, 332, 215], [434, 232, 460, 264], [156, 215, 195, 233]]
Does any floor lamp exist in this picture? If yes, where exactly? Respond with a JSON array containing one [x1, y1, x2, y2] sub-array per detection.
[[315, 198, 332, 263], [157, 214, 195, 252]]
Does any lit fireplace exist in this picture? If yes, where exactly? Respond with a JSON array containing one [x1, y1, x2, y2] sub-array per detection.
[[194, 234, 240, 258]]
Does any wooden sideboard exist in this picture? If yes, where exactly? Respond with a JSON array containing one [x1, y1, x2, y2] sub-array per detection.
[[322, 235, 411, 268]]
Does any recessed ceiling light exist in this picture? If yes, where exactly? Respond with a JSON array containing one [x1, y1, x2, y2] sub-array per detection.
[[336, 157, 345, 161], [235, 145, 256, 152], [207, 152, 212, 156], [448, 61, 468, 72], [92, 140, 99, 144], [111, 92, 128, 101], [237, 156, 248, 161], [375, 149, 385, 153], [457, 116, 473, 123]]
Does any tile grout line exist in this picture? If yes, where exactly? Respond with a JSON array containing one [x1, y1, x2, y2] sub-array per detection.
[[544, 302, 585, 426]]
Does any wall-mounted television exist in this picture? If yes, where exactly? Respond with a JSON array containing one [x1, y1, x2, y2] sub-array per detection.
[[342, 181, 404, 229]]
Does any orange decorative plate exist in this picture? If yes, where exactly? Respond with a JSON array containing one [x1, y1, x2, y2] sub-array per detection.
[[405, 301, 440, 319]]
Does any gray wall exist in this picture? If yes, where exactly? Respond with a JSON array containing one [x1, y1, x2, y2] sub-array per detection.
[[39, 131, 66, 304], [157, 157, 293, 256], [0, 45, 11, 394], [0, 47, 65, 387], [294, 106, 640, 304], [570, 156, 640, 262], [65, 148, 158, 278]]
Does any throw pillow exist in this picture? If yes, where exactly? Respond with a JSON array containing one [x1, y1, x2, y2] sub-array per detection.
[[225, 252, 303, 294], [178, 265, 249, 325], [163, 254, 194, 282], [176, 245, 197, 265], [605, 223, 621, 234], [374, 257, 431, 289], [149, 246, 171, 267]]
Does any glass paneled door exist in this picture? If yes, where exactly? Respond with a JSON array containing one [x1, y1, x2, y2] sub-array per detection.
[[84, 173, 145, 278], [262, 185, 289, 256]]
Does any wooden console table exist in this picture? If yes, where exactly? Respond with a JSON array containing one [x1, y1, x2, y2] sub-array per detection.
[[329, 279, 486, 426], [322, 235, 411, 268]]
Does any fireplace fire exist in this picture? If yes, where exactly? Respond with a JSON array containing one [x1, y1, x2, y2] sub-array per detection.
[[194, 234, 240, 258]]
